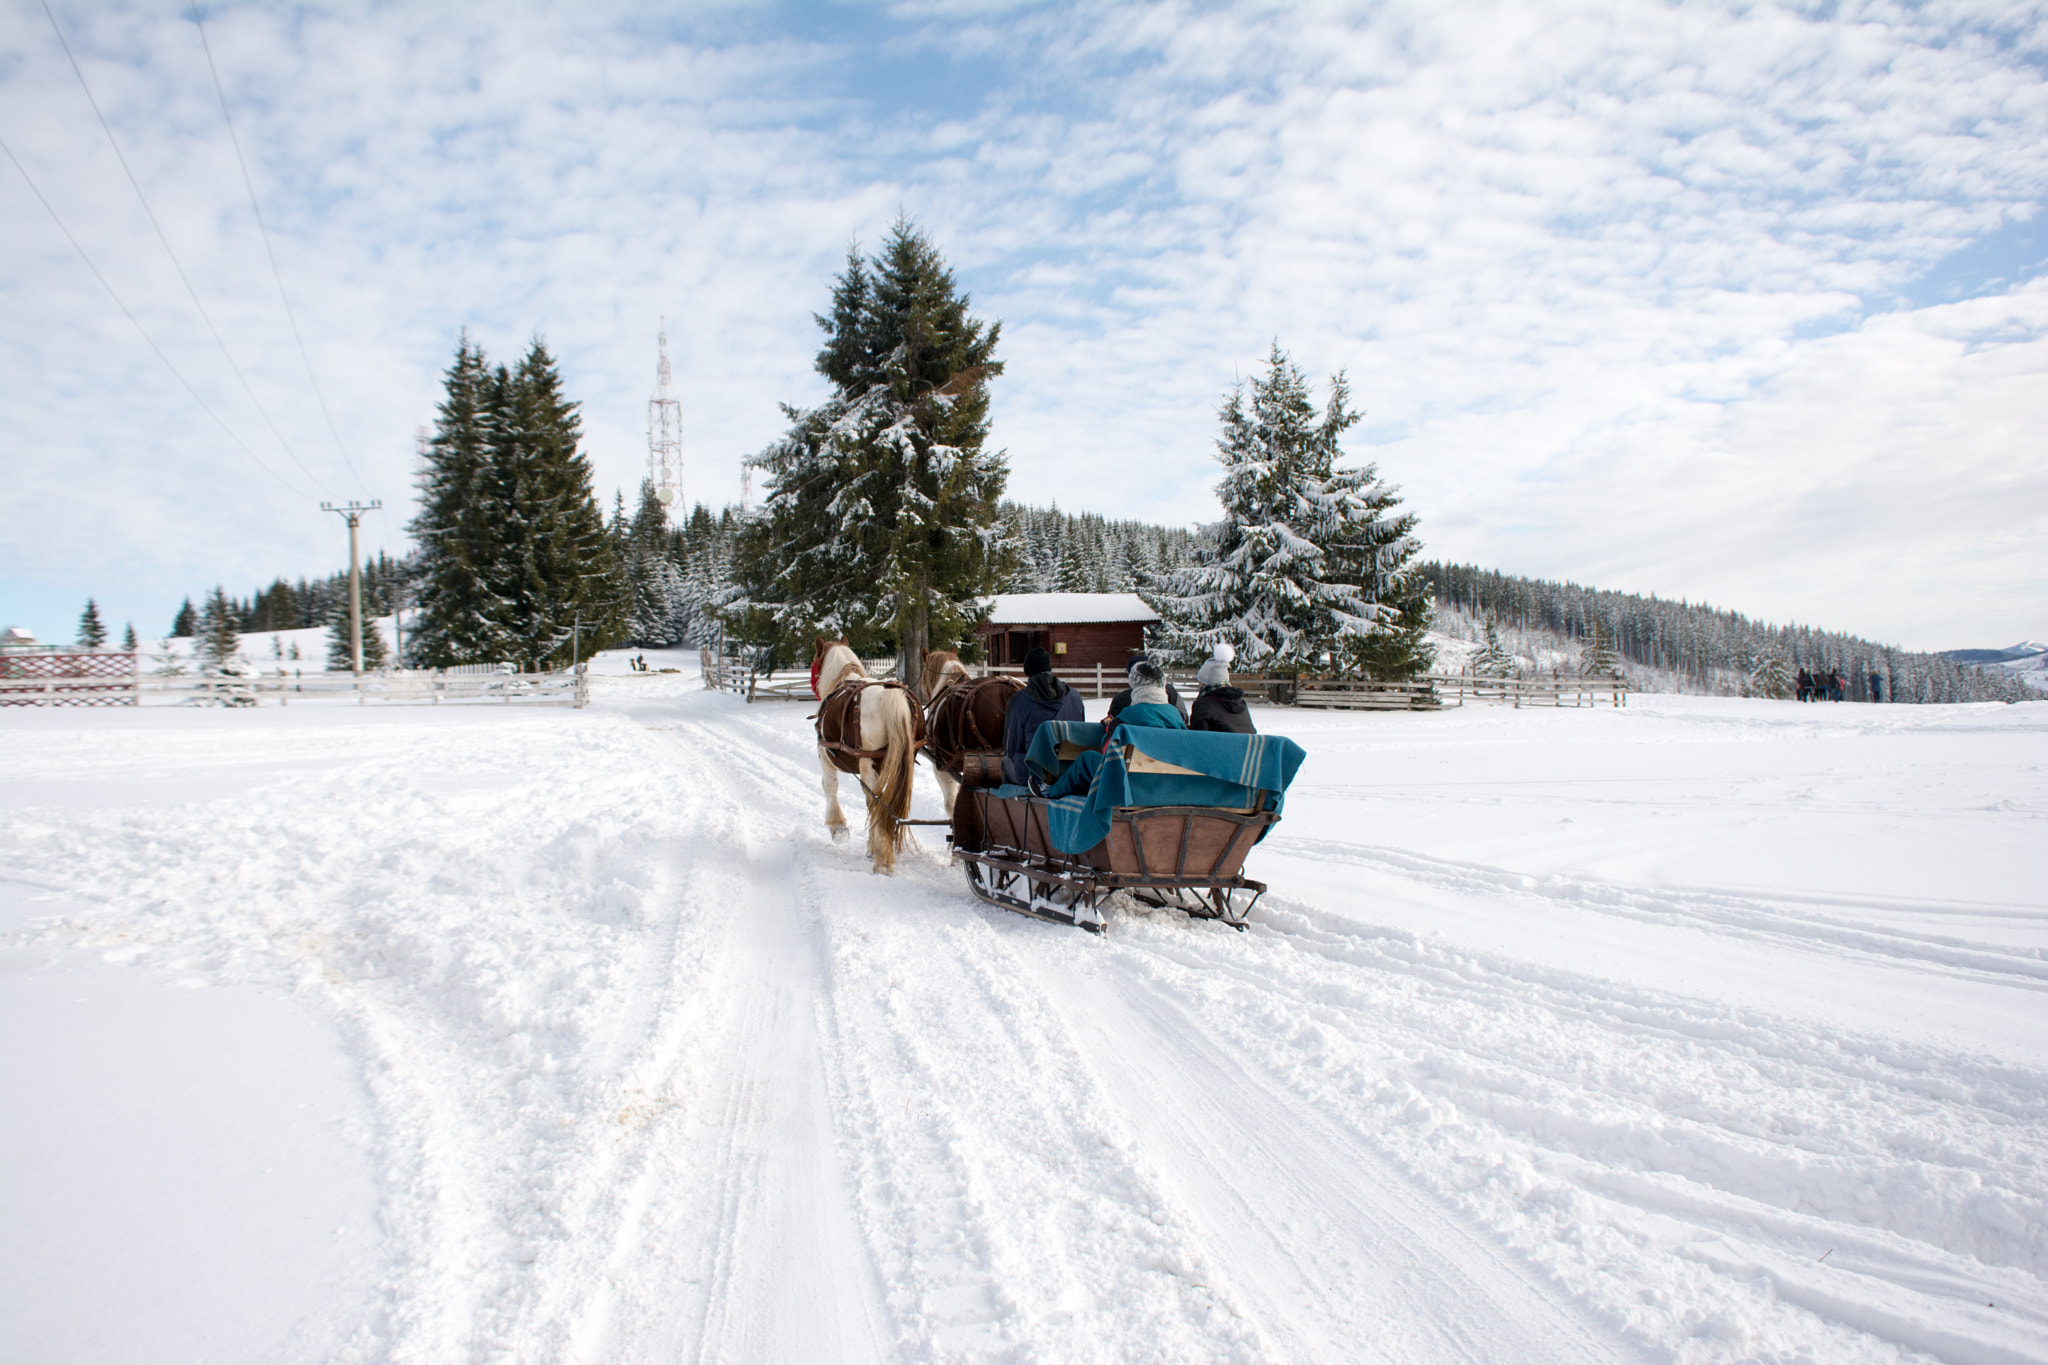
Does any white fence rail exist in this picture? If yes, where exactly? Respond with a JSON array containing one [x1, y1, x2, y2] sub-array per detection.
[[125, 667, 588, 708]]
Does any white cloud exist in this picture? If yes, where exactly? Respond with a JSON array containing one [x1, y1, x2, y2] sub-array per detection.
[[1, 0, 2042, 649]]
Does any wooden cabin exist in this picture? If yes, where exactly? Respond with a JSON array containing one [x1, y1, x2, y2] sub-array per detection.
[[974, 593, 1160, 670]]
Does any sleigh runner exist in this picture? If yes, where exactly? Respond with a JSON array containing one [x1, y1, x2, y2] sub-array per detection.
[[940, 719, 1306, 933]]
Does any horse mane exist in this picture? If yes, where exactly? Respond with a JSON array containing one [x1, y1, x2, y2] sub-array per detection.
[[921, 649, 970, 701], [817, 639, 863, 695]]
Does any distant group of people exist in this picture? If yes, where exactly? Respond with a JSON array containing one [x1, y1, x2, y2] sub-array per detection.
[[1001, 645, 1254, 791], [1796, 666, 1848, 702]]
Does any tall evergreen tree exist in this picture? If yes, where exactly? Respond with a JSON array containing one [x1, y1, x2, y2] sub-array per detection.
[[122, 622, 137, 651], [408, 335, 504, 665], [408, 335, 625, 670], [197, 586, 241, 672], [76, 598, 107, 649], [623, 479, 688, 645], [1152, 343, 1428, 674], [734, 218, 1011, 692], [1748, 651, 1791, 699], [1473, 617, 1516, 677], [327, 606, 388, 671], [1579, 618, 1620, 677], [170, 597, 197, 638], [489, 339, 627, 669]]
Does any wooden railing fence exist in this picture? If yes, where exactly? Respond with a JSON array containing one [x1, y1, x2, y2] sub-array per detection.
[[689, 643, 1625, 713]]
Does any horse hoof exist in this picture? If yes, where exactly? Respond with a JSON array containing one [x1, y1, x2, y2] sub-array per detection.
[[830, 824, 850, 844]]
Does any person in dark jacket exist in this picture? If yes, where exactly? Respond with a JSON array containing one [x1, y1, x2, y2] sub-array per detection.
[[1189, 651, 1256, 734], [1003, 647, 1084, 786], [1106, 653, 1184, 721], [1795, 667, 1813, 703]]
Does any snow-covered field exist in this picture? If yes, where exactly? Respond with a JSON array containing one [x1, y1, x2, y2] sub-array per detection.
[[3, 653, 2044, 1365]]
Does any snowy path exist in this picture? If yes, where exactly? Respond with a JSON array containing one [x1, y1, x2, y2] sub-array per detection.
[[3, 668, 2045, 1363]]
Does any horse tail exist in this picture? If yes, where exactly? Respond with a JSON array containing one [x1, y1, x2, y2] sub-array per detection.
[[868, 687, 917, 862]]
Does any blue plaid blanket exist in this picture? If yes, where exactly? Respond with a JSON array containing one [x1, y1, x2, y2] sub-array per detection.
[[1020, 722, 1308, 854]]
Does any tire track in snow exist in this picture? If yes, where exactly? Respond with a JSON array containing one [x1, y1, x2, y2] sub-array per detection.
[[1274, 835, 2048, 989], [559, 701, 891, 1365], [1013, 931, 1636, 1365], [1090, 896, 2048, 1363]]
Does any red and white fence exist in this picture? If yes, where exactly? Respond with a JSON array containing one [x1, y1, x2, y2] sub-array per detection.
[[0, 649, 139, 707]]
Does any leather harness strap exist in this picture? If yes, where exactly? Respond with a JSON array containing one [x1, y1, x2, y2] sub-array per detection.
[[813, 678, 927, 772]]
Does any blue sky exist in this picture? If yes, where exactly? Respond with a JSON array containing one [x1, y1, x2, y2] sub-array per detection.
[[2, 0, 2044, 652]]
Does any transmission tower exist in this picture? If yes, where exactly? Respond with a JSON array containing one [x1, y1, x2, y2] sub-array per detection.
[[648, 323, 682, 511]]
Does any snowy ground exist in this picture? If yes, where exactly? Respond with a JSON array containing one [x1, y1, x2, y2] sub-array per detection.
[[2, 650, 2044, 1365]]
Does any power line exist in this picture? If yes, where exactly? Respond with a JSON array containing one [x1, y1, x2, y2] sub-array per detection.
[[1, 134, 316, 500], [188, 0, 369, 494], [40, 0, 330, 495]]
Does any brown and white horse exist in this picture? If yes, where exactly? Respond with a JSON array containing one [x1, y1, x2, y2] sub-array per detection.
[[812, 637, 921, 874]]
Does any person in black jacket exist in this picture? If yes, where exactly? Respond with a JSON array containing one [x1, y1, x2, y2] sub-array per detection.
[[1106, 653, 1184, 721], [1189, 653, 1256, 734], [1003, 647, 1084, 786]]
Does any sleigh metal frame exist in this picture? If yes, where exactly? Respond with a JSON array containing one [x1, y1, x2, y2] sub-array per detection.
[[950, 789, 1276, 934]]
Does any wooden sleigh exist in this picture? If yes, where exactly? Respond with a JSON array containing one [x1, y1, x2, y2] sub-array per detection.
[[949, 787, 1278, 933], [941, 724, 1300, 934]]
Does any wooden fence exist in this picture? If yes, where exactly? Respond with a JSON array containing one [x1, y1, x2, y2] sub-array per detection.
[[700, 639, 899, 703], [688, 643, 1625, 713]]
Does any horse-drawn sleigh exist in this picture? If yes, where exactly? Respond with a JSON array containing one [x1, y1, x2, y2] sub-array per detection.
[[813, 642, 1306, 933]]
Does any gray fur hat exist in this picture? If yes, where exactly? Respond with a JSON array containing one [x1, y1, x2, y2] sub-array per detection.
[[1196, 657, 1229, 689]]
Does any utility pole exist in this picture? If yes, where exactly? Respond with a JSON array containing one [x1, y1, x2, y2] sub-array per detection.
[[321, 500, 381, 674], [390, 578, 405, 667]]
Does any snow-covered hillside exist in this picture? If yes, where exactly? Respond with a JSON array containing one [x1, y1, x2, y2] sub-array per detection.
[[2, 659, 2044, 1364]]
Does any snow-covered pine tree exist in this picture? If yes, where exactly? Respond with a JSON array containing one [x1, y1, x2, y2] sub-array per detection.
[[487, 339, 628, 670], [170, 597, 197, 638], [197, 587, 241, 672], [77, 599, 106, 649], [408, 336, 625, 670], [735, 219, 1011, 690], [408, 336, 508, 666], [122, 622, 137, 651], [1473, 617, 1517, 677], [1748, 651, 1791, 699], [623, 480, 689, 646], [326, 605, 388, 672], [1579, 617, 1619, 677], [1151, 343, 1426, 674]]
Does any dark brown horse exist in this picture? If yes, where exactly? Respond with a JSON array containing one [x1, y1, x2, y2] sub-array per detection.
[[920, 650, 1022, 812]]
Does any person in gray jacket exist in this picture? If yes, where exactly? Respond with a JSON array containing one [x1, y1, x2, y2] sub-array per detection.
[[1106, 653, 1185, 721]]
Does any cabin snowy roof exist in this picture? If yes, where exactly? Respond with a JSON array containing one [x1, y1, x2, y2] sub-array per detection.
[[979, 593, 1160, 625]]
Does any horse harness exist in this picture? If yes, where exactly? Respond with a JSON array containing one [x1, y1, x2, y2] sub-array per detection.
[[925, 674, 1024, 772], [812, 677, 928, 777]]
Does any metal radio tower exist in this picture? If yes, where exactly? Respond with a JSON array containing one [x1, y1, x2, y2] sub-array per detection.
[[648, 323, 682, 510]]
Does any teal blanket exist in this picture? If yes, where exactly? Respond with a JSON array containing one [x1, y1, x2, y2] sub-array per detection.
[[1021, 723, 1308, 854]]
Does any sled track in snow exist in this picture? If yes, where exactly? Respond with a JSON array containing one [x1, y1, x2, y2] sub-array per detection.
[[1274, 834, 2048, 989]]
